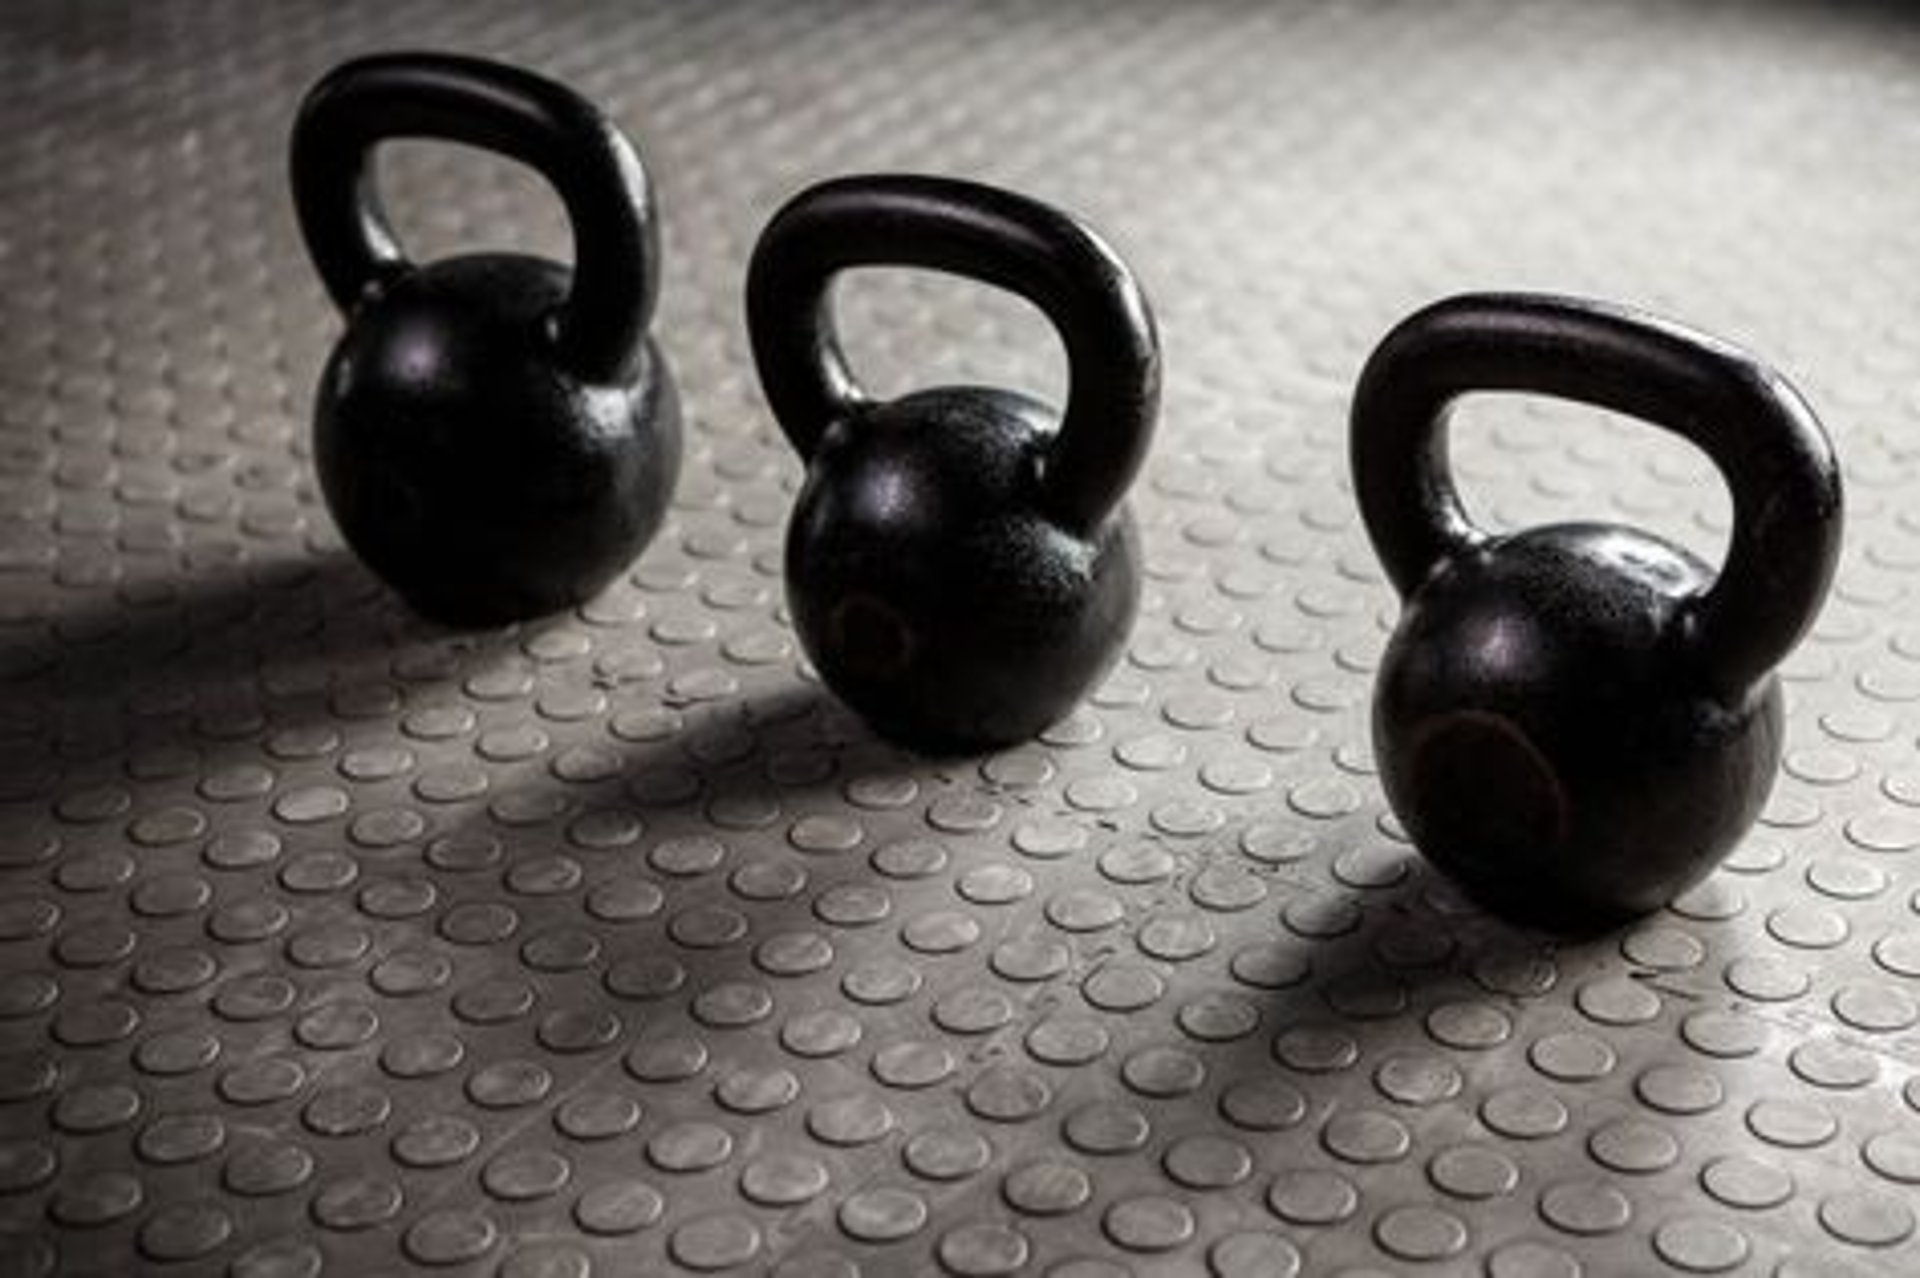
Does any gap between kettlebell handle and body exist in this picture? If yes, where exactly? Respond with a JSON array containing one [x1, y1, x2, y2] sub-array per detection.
[[289, 49, 661, 386], [744, 173, 1161, 540], [1349, 291, 1844, 698]]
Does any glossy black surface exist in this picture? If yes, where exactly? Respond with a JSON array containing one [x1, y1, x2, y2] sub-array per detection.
[[291, 52, 681, 626], [1352, 293, 1843, 931], [748, 175, 1160, 751]]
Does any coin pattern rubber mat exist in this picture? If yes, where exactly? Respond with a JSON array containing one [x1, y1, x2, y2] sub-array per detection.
[[3, 2, 1919, 1276]]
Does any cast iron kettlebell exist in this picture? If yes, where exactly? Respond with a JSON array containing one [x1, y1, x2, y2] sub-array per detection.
[[747, 175, 1160, 751], [291, 52, 681, 626], [1352, 293, 1842, 931]]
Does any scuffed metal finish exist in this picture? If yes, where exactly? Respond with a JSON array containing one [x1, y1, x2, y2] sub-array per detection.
[[2, 2, 1918, 1275]]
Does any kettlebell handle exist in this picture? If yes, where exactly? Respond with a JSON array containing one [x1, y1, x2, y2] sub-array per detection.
[[1351, 293, 1843, 695], [745, 175, 1161, 538], [290, 51, 658, 384]]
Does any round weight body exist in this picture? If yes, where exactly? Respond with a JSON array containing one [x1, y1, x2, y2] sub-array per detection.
[[292, 52, 681, 627], [748, 175, 1160, 752], [787, 388, 1140, 751], [1352, 293, 1842, 932], [1375, 524, 1781, 931], [313, 255, 680, 627]]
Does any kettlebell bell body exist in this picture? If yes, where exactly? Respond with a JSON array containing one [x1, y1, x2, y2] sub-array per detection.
[[748, 176, 1160, 751], [292, 53, 681, 626], [1353, 294, 1842, 931]]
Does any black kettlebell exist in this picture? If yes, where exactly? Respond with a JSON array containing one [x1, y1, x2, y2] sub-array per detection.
[[746, 176, 1161, 752], [291, 52, 681, 626], [1352, 293, 1843, 931]]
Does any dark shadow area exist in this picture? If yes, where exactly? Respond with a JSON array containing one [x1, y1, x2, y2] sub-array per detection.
[[0, 551, 489, 803], [0, 551, 421, 694]]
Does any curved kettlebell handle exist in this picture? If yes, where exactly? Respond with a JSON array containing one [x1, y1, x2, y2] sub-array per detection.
[[745, 175, 1161, 538], [1350, 292, 1843, 695], [290, 51, 658, 384]]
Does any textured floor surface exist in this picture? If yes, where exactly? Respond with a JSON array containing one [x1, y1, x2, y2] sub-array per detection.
[[3, 1, 1920, 1275]]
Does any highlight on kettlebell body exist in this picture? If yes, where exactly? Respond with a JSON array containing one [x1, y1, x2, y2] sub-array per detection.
[[747, 173, 1162, 754], [1350, 291, 1843, 934], [290, 51, 683, 628]]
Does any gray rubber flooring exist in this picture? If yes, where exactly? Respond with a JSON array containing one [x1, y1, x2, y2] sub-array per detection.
[[2, 1, 1918, 1275]]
